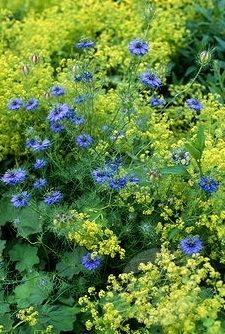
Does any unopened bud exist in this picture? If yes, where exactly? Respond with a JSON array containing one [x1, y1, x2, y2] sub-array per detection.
[[31, 54, 40, 64], [43, 91, 51, 99], [148, 169, 162, 181], [21, 64, 29, 75], [199, 51, 212, 66]]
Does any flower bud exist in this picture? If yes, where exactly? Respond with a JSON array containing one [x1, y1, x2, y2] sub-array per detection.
[[31, 54, 40, 64], [199, 51, 212, 66], [43, 91, 51, 99], [21, 64, 29, 75]]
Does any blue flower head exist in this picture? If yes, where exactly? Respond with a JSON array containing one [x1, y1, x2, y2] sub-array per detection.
[[75, 71, 93, 83], [51, 86, 65, 97], [180, 236, 203, 255], [75, 134, 93, 148], [7, 98, 23, 111], [81, 252, 101, 270], [33, 159, 48, 170], [33, 178, 47, 190], [198, 176, 219, 194], [91, 169, 111, 184], [109, 177, 127, 190], [47, 104, 70, 123], [1, 168, 27, 186], [50, 122, 65, 133], [26, 138, 51, 152], [74, 94, 90, 104], [149, 97, 165, 107], [76, 39, 95, 49], [139, 71, 161, 89], [43, 190, 63, 205], [186, 98, 203, 112], [11, 191, 31, 208], [26, 98, 39, 111], [128, 39, 149, 56]]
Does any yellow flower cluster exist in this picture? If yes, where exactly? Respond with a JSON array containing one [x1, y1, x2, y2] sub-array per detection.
[[0, 0, 206, 160], [54, 209, 125, 258], [16, 306, 38, 327], [79, 248, 225, 333]]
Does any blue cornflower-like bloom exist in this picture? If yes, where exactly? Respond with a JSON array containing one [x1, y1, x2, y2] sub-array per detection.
[[74, 94, 90, 104], [149, 97, 165, 107], [43, 190, 63, 205], [33, 178, 47, 190], [26, 138, 51, 152], [198, 176, 219, 193], [33, 159, 48, 170], [26, 98, 39, 111], [11, 191, 31, 208], [128, 39, 149, 56], [51, 86, 65, 97], [81, 252, 101, 270], [128, 175, 140, 184], [47, 104, 70, 123], [171, 148, 190, 166], [109, 177, 127, 190], [186, 98, 203, 112], [70, 115, 85, 125], [7, 98, 23, 111], [76, 39, 95, 49], [75, 134, 94, 148], [50, 122, 65, 133], [105, 158, 122, 175], [139, 71, 162, 89], [75, 71, 93, 83], [1, 168, 27, 185], [180, 236, 203, 255], [91, 169, 111, 184]]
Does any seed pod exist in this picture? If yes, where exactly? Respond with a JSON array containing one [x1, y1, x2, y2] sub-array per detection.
[[21, 64, 29, 75], [199, 51, 212, 66], [31, 54, 40, 64]]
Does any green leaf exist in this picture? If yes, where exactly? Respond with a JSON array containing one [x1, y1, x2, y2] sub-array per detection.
[[9, 243, 39, 272], [168, 227, 181, 241], [195, 125, 206, 153], [0, 198, 18, 226], [0, 240, 6, 253], [185, 143, 202, 161], [13, 206, 42, 237], [38, 305, 79, 333], [14, 272, 53, 308], [0, 314, 13, 331], [56, 248, 84, 279], [160, 166, 188, 175], [0, 292, 10, 314]]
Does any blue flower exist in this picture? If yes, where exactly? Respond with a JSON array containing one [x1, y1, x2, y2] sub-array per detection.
[[139, 71, 161, 89], [74, 94, 90, 104], [75, 134, 94, 148], [128, 39, 149, 56], [76, 39, 95, 49], [180, 236, 203, 255], [50, 122, 65, 133], [43, 190, 63, 205], [33, 159, 48, 170], [11, 191, 31, 208], [26, 98, 39, 111], [128, 175, 140, 184], [67, 109, 85, 125], [105, 158, 122, 175], [51, 86, 65, 97], [26, 138, 51, 152], [7, 98, 23, 111], [1, 168, 27, 185], [91, 169, 111, 184], [198, 176, 219, 193], [75, 71, 93, 83], [47, 104, 70, 123], [186, 98, 203, 112], [149, 97, 165, 107], [81, 252, 101, 270], [109, 177, 127, 190], [33, 178, 47, 190]]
